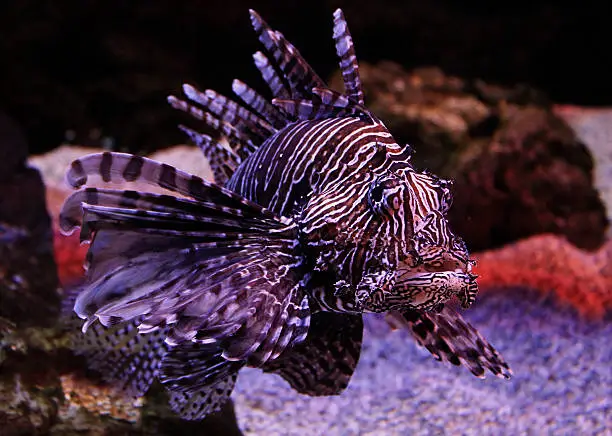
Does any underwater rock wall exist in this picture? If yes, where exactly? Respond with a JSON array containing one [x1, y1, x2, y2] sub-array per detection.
[[0, 111, 59, 327], [0, 111, 62, 434], [329, 63, 609, 252]]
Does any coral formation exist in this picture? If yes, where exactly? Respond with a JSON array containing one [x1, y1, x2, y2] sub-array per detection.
[[555, 105, 612, 236], [59, 374, 143, 423], [474, 234, 612, 318]]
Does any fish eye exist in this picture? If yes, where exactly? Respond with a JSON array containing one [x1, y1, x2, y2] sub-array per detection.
[[369, 184, 385, 203], [368, 175, 404, 215]]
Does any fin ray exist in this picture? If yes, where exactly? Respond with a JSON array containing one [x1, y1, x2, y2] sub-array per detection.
[[386, 307, 512, 379], [249, 10, 326, 99], [263, 312, 362, 395], [332, 9, 365, 105]]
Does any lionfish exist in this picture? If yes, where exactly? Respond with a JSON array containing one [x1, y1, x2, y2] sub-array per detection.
[[60, 9, 511, 420]]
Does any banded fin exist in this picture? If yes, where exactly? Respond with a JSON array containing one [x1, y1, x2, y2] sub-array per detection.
[[386, 307, 512, 379], [167, 375, 237, 420], [64, 152, 281, 220], [61, 187, 278, 233], [252, 51, 291, 99], [65, 163, 311, 366], [68, 316, 169, 397], [159, 342, 244, 392], [263, 312, 363, 396], [182, 84, 276, 139], [249, 9, 326, 99], [74, 240, 310, 366], [66, 191, 285, 243], [178, 125, 241, 185], [65, 292, 240, 420], [160, 342, 241, 420], [232, 79, 288, 130], [168, 96, 258, 159], [169, 9, 371, 174], [333, 9, 365, 105], [272, 88, 370, 122]]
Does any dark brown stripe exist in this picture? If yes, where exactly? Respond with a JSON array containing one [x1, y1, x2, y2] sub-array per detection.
[[61, 215, 81, 229], [123, 156, 144, 182], [70, 159, 86, 186], [119, 190, 140, 207], [100, 152, 113, 182], [188, 175, 205, 200], [159, 164, 177, 190], [85, 187, 99, 205]]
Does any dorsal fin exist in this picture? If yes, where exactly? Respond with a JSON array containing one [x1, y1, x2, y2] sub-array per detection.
[[182, 85, 275, 139], [249, 9, 326, 99], [333, 9, 365, 105], [272, 88, 370, 122], [167, 95, 258, 159], [232, 79, 288, 130], [178, 125, 241, 184], [252, 51, 291, 99], [169, 9, 371, 185]]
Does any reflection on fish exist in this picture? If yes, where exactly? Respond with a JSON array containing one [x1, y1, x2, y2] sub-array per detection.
[[61, 8, 511, 420]]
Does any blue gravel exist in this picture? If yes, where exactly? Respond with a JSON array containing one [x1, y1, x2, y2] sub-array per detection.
[[233, 289, 612, 435]]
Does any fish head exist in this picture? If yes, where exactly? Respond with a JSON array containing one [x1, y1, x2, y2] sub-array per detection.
[[299, 162, 477, 313]]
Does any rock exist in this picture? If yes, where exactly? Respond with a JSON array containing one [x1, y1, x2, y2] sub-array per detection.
[[473, 234, 612, 318], [0, 110, 28, 179], [0, 371, 61, 435], [449, 105, 608, 251], [555, 106, 612, 238], [335, 62, 609, 251], [0, 112, 59, 327]]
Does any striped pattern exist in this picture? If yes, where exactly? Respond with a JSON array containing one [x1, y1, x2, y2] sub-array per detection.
[[333, 9, 364, 105], [386, 307, 512, 379], [249, 9, 326, 99], [61, 8, 511, 421], [263, 312, 363, 395], [66, 316, 170, 397]]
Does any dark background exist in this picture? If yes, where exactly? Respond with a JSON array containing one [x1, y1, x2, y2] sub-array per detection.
[[0, 0, 608, 155]]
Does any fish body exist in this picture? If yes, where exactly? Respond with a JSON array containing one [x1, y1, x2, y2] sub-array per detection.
[[61, 9, 511, 420]]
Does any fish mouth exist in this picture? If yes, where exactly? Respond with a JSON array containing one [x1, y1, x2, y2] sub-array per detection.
[[392, 266, 479, 311], [355, 262, 478, 313]]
